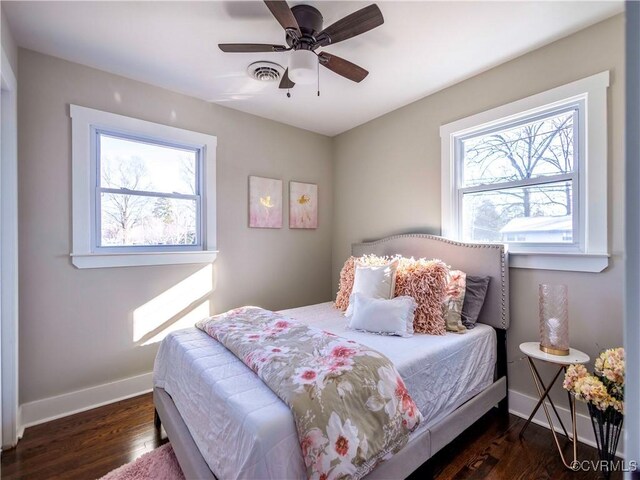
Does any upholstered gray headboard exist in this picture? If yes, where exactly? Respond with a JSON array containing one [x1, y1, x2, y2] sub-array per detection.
[[352, 234, 509, 330]]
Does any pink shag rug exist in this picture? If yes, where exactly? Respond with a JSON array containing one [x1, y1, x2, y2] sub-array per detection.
[[99, 443, 185, 480]]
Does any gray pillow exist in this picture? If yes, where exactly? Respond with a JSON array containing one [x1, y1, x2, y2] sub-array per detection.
[[461, 276, 491, 329]]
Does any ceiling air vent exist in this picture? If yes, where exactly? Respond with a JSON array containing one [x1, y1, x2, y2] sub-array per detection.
[[247, 61, 284, 82]]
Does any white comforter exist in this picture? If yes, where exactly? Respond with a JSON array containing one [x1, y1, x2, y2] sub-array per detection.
[[153, 302, 496, 480]]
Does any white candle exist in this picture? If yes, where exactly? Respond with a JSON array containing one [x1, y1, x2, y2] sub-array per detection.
[[547, 317, 561, 345]]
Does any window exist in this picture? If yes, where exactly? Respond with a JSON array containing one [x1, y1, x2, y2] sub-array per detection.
[[459, 107, 578, 247], [71, 105, 217, 268], [96, 132, 201, 250], [441, 72, 610, 272]]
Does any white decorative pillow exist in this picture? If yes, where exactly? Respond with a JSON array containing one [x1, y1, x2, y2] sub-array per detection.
[[347, 294, 417, 337], [345, 259, 398, 316]]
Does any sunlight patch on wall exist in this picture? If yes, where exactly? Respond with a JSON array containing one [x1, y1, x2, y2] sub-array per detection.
[[133, 264, 213, 344], [140, 300, 210, 346]]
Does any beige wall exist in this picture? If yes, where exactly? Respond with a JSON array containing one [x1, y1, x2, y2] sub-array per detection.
[[1, 7, 18, 74], [18, 49, 333, 404], [332, 15, 624, 404]]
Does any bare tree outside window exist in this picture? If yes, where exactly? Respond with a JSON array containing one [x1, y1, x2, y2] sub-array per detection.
[[101, 156, 152, 245], [98, 133, 200, 248], [460, 110, 577, 244]]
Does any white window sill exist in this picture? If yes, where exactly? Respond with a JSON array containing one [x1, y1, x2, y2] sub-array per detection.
[[508, 252, 609, 273], [70, 250, 218, 269]]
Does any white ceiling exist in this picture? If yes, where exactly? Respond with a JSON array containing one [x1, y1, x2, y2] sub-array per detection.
[[3, 1, 623, 136]]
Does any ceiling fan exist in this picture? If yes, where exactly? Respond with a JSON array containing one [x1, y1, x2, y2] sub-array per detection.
[[219, 1, 384, 92]]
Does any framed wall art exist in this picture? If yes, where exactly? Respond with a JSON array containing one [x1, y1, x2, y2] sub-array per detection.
[[289, 181, 318, 229], [248, 176, 283, 228]]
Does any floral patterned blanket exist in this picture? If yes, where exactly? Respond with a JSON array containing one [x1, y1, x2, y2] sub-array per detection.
[[196, 307, 422, 480]]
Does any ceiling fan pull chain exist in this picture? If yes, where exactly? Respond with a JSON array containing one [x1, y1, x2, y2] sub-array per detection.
[[317, 55, 320, 97], [287, 89, 291, 98]]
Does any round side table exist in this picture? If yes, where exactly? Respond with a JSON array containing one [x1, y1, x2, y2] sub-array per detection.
[[519, 342, 590, 469]]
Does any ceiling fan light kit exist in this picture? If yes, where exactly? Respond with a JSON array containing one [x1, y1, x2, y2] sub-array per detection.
[[219, 1, 384, 95], [289, 49, 316, 84]]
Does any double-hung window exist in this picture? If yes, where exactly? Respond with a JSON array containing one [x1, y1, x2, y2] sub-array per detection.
[[71, 105, 217, 268], [441, 72, 609, 272], [457, 106, 579, 248], [96, 132, 202, 250]]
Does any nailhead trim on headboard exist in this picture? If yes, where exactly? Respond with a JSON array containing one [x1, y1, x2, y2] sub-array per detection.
[[352, 234, 509, 329]]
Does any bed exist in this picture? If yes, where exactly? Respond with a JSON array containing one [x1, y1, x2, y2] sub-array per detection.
[[153, 234, 510, 479]]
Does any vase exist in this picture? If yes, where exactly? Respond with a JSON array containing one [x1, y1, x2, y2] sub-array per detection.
[[587, 403, 624, 479], [539, 284, 569, 355]]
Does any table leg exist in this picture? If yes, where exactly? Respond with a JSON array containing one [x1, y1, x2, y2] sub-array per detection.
[[529, 360, 570, 438], [522, 357, 576, 469], [570, 394, 578, 464], [519, 359, 569, 439], [566, 382, 575, 442]]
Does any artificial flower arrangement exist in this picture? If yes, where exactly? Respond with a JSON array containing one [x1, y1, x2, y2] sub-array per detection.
[[563, 347, 625, 415], [563, 347, 624, 475]]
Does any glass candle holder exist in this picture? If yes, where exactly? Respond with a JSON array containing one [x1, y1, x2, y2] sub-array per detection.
[[539, 284, 569, 356]]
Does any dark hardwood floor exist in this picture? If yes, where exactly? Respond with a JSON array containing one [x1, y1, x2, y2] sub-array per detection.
[[409, 408, 620, 480], [1, 393, 618, 480], [1, 394, 167, 480]]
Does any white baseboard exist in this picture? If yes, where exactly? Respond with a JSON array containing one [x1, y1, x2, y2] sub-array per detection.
[[18, 372, 153, 437], [508, 388, 625, 458]]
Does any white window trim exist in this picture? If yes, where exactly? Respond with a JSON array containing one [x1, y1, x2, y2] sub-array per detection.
[[440, 71, 610, 273], [70, 105, 218, 269]]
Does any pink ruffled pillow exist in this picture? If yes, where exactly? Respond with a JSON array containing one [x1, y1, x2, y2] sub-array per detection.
[[335, 257, 356, 311], [335, 255, 395, 311], [394, 258, 449, 335]]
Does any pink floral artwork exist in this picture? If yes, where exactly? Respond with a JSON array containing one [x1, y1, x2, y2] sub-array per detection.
[[249, 176, 282, 228], [289, 181, 318, 229]]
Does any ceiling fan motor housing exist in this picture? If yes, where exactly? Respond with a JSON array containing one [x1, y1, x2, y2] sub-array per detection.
[[287, 5, 323, 49]]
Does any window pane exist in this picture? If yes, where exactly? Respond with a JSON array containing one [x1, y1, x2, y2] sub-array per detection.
[[462, 110, 575, 187], [99, 133, 197, 195], [462, 181, 574, 244], [100, 193, 197, 247]]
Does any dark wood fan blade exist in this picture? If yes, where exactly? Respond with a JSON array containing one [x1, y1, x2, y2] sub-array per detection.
[[317, 4, 383, 46], [264, 1, 301, 36], [218, 44, 287, 53], [279, 68, 295, 89], [318, 52, 368, 82]]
